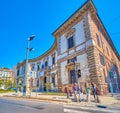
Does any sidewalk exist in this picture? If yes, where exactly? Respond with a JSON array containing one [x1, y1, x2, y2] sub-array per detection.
[[1, 92, 120, 106]]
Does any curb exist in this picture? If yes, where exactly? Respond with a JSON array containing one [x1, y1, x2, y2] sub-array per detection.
[[2, 95, 72, 104], [2, 94, 120, 106]]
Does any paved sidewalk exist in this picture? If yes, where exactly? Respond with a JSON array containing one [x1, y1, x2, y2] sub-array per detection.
[[1, 92, 120, 106]]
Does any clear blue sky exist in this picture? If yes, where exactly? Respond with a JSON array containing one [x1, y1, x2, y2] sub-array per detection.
[[0, 0, 120, 69]]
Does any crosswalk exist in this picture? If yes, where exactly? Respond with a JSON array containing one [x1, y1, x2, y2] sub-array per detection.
[[64, 105, 120, 113]]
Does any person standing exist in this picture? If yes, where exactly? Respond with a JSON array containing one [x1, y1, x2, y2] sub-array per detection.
[[73, 83, 78, 101], [64, 85, 70, 99], [85, 82, 91, 102], [91, 82, 97, 101], [78, 85, 84, 102]]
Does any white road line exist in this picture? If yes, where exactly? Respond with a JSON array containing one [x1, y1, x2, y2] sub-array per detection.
[[64, 108, 91, 113], [64, 105, 120, 113]]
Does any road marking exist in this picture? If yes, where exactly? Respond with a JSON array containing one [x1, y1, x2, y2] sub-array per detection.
[[64, 108, 91, 113], [64, 105, 120, 113]]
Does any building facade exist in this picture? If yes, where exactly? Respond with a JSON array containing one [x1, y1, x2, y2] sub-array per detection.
[[16, 0, 120, 94], [0, 68, 15, 89]]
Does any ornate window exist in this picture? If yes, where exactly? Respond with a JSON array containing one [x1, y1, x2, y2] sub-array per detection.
[[45, 61, 48, 67], [17, 69, 19, 76], [106, 47, 109, 56], [96, 33, 100, 47], [99, 54, 105, 66], [52, 53, 55, 65], [37, 62, 41, 71], [67, 57, 77, 64], [31, 64, 35, 71], [68, 36, 74, 49]]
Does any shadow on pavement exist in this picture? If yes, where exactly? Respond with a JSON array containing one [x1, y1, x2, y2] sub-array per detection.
[[96, 105, 107, 109]]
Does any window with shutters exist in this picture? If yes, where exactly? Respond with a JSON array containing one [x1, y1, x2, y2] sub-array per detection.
[[67, 36, 74, 49], [52, 57, 55, 65], [106, 47, 109, 56], [96, 33, 100, 47], [45, 61, 48, 67], [37, 62, 41, 71], [99, 54, 105, 66]]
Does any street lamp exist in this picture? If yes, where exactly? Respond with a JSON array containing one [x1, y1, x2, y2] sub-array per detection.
[[23, 35, 35, 96]]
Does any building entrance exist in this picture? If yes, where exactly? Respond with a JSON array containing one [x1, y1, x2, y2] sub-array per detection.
[[44, 77, 46, 91], [70, 70, 76, 84]]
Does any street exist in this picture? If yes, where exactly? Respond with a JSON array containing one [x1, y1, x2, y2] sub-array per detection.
[[0, 97, 120, 113], [0, 97, 64, 113], [64, 104, 120, 113]]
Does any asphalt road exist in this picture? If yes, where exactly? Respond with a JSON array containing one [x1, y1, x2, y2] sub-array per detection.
[[0, 98, 64, 113], [0, 97, 120, 113], [64, 104, 120, 113]]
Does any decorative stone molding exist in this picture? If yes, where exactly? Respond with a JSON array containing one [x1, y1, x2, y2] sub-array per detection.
[[65, 28, 76, 38], [66, 62, 80, 70]]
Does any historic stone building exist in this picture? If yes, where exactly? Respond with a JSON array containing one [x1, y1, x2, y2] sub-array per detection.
[[0, 68, 15, 89], [16, 0, 120, 94]]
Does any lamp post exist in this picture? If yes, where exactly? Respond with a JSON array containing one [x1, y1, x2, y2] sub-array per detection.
[[23, 35, 35, 96]]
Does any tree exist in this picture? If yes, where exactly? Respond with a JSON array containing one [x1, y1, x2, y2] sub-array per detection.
[[4, 80, 12, 89], [0, 80, 3, 87], [45, 82, 51, 92]]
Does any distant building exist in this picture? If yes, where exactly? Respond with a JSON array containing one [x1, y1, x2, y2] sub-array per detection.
[[16, 0, 120, 94], [0, 67, 15, 89]]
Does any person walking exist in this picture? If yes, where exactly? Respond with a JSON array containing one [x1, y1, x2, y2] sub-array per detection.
[[64, 85, 70, 99], [73, 83, 78, 102], [85, 82, 91, 102]]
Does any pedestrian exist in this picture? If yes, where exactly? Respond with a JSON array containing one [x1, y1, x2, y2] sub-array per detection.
[[64, 85, 70, 99], [73, 83, 79, 102], [85, 82, 91, 102], [78, 84, 84, 102], [91, 82, 97, 101]]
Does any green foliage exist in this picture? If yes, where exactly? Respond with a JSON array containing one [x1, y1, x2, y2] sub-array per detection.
[[0, 89, 15, 93], [43, 92, 66, 96], [45, 82, 51, 92], [0, 80, 3, 86], [0, 79, 15, 89], [4, 80, 12, 89]]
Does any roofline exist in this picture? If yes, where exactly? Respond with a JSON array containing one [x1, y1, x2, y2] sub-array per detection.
[[52, 0, 96, 35], [96, 13, 120, 60], [52, 0, 119, 60], [17, 38, 57, 68], [30, 38, 56, 62], [17, 0, 120, 68]]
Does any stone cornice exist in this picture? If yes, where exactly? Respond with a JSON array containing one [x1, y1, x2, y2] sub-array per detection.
[[57, 47, 86, 64], [53, 0, 96, 38], [30, 41, 57, 62], [65, 28, 76, 38]]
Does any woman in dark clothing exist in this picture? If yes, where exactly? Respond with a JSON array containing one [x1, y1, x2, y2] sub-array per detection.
[[91, 82, 97, 101]]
